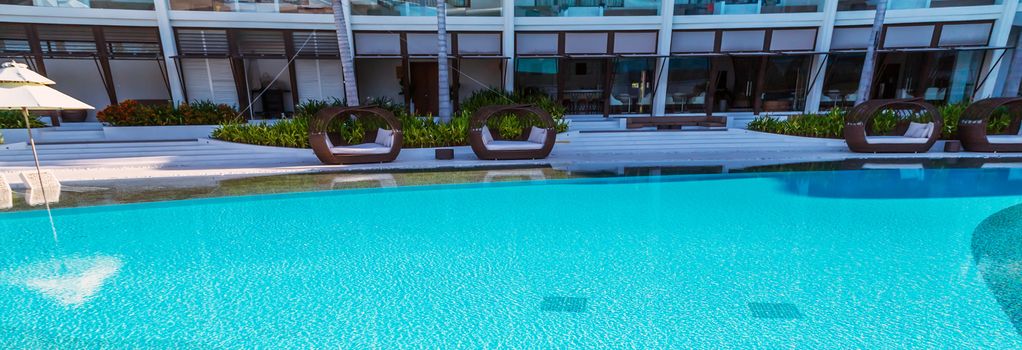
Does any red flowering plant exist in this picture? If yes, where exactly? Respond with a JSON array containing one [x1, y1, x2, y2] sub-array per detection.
[[98, 100, 240, 126]]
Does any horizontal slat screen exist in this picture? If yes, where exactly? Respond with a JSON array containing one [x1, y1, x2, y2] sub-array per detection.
[[104, 26, 162, 56], [36, 25, 97, 54], [236, 30, 285, 56], [0, 24, 30, 53], [293, 31, 340, 57], [176, 29, 229, 56]]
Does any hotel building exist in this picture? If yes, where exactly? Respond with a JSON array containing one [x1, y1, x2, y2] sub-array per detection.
[[1, 0, 1020, 126]]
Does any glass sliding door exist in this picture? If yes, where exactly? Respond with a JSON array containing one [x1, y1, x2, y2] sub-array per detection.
[[760, 55, 812, 112], [712, 56, 760, 112], [609, 58, 655, 115], [821, 53, 865, 109], [665, 57, 711, 114], [562, 58, 607, 115], [515, 58, 559, 101]]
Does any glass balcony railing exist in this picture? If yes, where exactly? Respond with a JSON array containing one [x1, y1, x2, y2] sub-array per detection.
[[170, 0, 332, 13], [0, 0, 154, 10], [515, 0, 660, 17], [674, 0, 822, 15], [351, 0, 502, 16], [837, 0, 1000, 11]]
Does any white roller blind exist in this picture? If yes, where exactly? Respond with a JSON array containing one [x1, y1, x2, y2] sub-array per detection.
[[671, 31, 716, 53], [516, 33, 558, 54], [613, 32, 656, 54], [182, 58, 238, 106], [883, 25, 935, 48], [354, 33, 401, 55], [831, 27, 871, 50], [458, 33, 501, 55], [406, 33, 452, 55], [720, 30, 765, 52], [938, 23, 992, 47], [564, 32, 608, 54], [770, 29, 817, 51], [296, 59, 344, 102]]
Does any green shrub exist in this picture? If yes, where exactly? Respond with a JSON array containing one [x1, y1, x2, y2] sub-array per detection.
[[212, 90, 568, 149], [748, 102, 985, 140], [748, 108, 845, 139], [0, 110, 48, 144], [98, 100, 240, 126], [0, 109, 46, 129], [213, 118, 311, 148]]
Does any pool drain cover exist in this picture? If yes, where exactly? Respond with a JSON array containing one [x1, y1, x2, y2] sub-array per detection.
[[748, 302, 803, 319], [541, 296, 588, 313]]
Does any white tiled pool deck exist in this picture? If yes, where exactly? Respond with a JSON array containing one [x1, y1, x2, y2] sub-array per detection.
[[0, 129, 1016, 185]]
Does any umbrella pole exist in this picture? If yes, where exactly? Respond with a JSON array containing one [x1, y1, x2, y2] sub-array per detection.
[[21, 107, 58, 244]]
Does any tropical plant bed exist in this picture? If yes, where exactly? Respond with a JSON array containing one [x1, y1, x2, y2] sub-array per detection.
[[211, 91, 569, 149], [0, 109, 48, 144], [98, 100, 240, 127], [745, 103, 1005, 140]]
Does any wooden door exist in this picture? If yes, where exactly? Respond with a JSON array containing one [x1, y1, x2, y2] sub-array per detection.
[[410, 61, 439, 116]]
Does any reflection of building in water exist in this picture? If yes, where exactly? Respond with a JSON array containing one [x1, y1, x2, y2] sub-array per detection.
[[330, 174, 398, 189], [19, 171, 61, 206], [1, 255, 123, 307], [981, 163, 1022, 180], [0, 175, 11, 210], [483, 169, 547, 183], [861, 163, 925, 180]]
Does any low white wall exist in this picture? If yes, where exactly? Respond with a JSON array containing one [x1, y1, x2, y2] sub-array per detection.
[[0, 129, 43, 144], [1, 125, 218, 144], [103, 125, 218, 141]]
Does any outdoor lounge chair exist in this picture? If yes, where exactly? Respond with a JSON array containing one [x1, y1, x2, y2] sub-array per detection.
[[309, 106, 403, 165], [958, 97, 1022, 152], [468, 104, 556, 160], [0, 175, 11, 210], [844, 98, 942, 153]]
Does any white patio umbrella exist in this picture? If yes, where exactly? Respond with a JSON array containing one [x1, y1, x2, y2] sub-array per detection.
[[0, 60, 93, 240]]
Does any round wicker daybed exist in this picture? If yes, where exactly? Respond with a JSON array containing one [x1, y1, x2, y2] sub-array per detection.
[[469, 104, 556, 160], [844, 98, 942, 153], [958, 97, 1022, 153], [309, 106, 403, 165]]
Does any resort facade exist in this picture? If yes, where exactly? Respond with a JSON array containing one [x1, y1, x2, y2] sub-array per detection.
[[1, 0, 1020, 125]]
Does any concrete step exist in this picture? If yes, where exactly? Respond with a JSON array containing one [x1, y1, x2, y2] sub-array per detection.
[[567, 119, 624, 132], [50, 122, 105, 131], [34, 129, 105, 143]]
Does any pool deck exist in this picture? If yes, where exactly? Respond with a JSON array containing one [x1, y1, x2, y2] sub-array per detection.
[[0, 129, 1017, 185]]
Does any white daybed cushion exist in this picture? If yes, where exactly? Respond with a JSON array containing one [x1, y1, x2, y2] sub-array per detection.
[[987, 135, 1022, 144], [527, 126, 547, 144], [330, 143, 391, 154], [481, 125, 494, 144], [375, 128, 394, 147], [904, 122, 929, 138], [864, 136, 929, 144], [484, 140, 545, 151]]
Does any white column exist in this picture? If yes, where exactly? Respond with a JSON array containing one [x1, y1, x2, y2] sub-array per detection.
[[154, 0, 185, 104], [651, 0, 675, 116], [974, 0, 1019, 99], [502, 0, 515, 91], [804, 0, 838, 114]]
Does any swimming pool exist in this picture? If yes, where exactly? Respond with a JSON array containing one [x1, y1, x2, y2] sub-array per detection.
[[2, 167, 1022, 348]]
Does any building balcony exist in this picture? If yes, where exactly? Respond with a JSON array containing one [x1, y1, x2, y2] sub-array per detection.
[[351, 0, 501, 16], [0, 0, 154, 10], [674, 0, 822, 15], [837, 0, 1001, 11], [515, 0, 660, 17], [170, 0, 331, 13]]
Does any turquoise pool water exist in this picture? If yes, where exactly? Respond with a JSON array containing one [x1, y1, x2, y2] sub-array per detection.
[[3, 168, 1022, 348]]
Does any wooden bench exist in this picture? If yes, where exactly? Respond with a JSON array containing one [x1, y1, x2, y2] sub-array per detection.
[[625, 116, 730, 130]]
